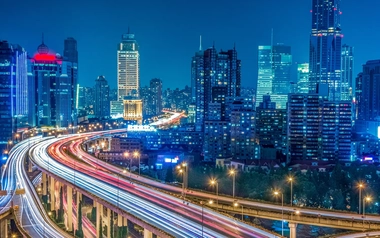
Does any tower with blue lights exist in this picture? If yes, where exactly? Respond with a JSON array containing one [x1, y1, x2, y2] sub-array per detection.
[[309, 0, 343, 101]]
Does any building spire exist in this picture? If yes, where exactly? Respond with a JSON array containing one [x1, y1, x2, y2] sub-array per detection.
[[199, 35, 202, 51]]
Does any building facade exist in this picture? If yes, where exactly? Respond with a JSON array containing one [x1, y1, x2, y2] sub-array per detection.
[[308, 0, 343, 101], [117, 31, 139, 99], [287, 94, 352, 161], [94, 75, 110, 119], [297, 63, 309, 93], [341, 44, 354, 100], [149, 78, 163, 116], [0, 41, 28, 152]]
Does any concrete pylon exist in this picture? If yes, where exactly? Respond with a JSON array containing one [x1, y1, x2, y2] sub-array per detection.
[[117, 214, 123, 227], [0, 219, 8, 238], [67, 186, 73, 231], [49, 176, 55, 213], [106, 208, 111, 238], [96, 202, 103, 238], [144, 229, 153, 238], [42, 173, 47, 196], [289, 222, 298, 238]]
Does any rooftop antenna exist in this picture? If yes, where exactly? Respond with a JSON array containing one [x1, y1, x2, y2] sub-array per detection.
[[199, 35, 202, 51]]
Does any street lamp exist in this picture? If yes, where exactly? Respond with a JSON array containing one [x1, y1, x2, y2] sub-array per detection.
[[274, 190, 284, 237], [288, 176, 294, 206], [358, 183, 364, 214], [177, 163, 188, 198], [233, 201, 244, 220], [229, 169, 236, 198], [133, 151, 141, 176], [210, 179, 219, 210], [363, 196, 371, 218]]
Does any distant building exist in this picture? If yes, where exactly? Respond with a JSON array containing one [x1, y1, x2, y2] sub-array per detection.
[[203, 121, 231, 161], [191, 46, 241, 131], [341, 45, 354, 100], [150, 78, 163, 115], [0, 41, 28, 152], [297, 63, 309, 93], [256, 95, 287, 159], [110, 136, 142, 152], [63, 37, 78, 63], [94, 75, 110, 119], [29, 40, 77, 127], [287, 94, 352, 161], [256, 44, 292, 109], [309, 0, 343, 101], [123, 96, 143, 124]]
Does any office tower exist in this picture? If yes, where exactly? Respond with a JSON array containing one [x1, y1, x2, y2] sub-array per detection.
[[94, 75, 110, 119], [230, 97, 256, 160], [30, 40, 77, 127], [287, 94, 352, 161], [256, 44, 292, 109], [123, 97, 143, 124], [256, 46, 273, 106], [192, 46, 241, 131], [341, 45, 354, 100], [64, 37, 78, 63], [150, 78, 163, 115], [77, 86, 85, 109], [356, 60, 380, 121], [256, 95, 287, 158], [309, 0, 343, 100], [117, 30, 139, 99], [0, 41, 28, 152], [297, 63, 309, 93], [354, 73, 362, 120]]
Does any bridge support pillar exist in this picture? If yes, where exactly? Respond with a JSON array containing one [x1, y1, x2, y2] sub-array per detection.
[[106, 208, 111, 238], [28, 157, 33, 172], [0, 219, 7, 238], [49, 176, 55, 215], [96, 202, 103, 238], [289, 222, 297, 238], [67, 186, 73, 231], [144, 229, 153, 238], [42, 173, 47, 196]]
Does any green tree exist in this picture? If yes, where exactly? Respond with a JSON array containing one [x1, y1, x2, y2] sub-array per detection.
[[75, 199, 83, 238]]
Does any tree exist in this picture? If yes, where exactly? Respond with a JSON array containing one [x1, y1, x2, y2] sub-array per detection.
[[57, 187, 64, 223], [75, 199, 84, 238]]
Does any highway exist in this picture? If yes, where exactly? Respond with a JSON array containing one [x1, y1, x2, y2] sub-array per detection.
[[36, 132, 280, 238], [1, 137, 70, 238], [70, 131, 380, 226]]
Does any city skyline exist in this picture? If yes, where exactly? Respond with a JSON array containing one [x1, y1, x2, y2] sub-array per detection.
[[1, 0, 380, 89]]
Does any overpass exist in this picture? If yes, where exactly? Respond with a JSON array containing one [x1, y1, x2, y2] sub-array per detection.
[[70, 130, 380, 238], [29, 131, 279, 238]]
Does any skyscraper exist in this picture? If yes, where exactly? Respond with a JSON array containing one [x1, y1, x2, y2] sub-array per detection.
[[341, 44, 354, 100], [297, 63, 309, 93], [192, 46, 241, 131], [256, 44, 292, 109], [30, 40, 77, 127], [64, 37, 78, 63], [94, 75, 110, 119], [309, 0, 343, 101], [150, 78, 163, 115], [287, 94, 351, 161], [117, 30, 139, 99], [0, 41, 28, 152]]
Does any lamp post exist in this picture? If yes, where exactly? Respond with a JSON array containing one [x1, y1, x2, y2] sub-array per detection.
[[363, 196, 371, 218], [177, 162, 188, 198], [124, 152, 131, 182], [133, 151, 140, 176], [274, 191, 284, 237], [210, 179, 219, 211], [229, 169, 236, 198], [358, 183, 364, 214], [233, 202, 243, 220], [288, 177, 294, 206]]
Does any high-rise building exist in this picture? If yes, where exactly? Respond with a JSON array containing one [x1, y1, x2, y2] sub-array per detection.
[[117, 30, 139, 99], [256, 44, 292, 109], [309, 0, 343, 101], [94, 75, 110, 119], [150, 78, 163, 115], [123, 97, 143, 124], [192, 46, 241, 131], [203, 121, 231, 161], [29, 40, 77, 127], [297, 63, 309, 93], [341, 44, 354, 100], [0, 41, 28, 152], [256, 46, 273, 106], [287, 94, 352, 161], [256, 95, 287, 158], [356, 60, 380, 122], [64, 37, 78, 63]]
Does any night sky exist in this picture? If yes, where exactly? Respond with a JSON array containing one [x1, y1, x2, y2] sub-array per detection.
[[1, 0, 379, 89]]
